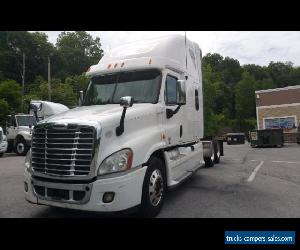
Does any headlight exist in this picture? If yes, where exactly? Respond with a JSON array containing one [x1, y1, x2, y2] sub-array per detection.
[[25, 148, 31, 169], [98, 149, 133, 175]]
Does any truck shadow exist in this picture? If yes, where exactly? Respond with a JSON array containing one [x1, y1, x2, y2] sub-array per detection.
[[32, 206, 138, 218], [1, 153, 22, 158]]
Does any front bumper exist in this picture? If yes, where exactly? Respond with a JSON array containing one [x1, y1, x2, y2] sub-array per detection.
[[24, 166, 147, 212], [0, 141, 7, 153]]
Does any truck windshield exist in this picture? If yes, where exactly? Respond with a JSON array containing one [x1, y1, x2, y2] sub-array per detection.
[[84, 69, 161, 105], [16, 116, 37, 126]]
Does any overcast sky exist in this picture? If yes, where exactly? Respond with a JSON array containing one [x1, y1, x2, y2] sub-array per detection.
[[43, 31, 300, 66]]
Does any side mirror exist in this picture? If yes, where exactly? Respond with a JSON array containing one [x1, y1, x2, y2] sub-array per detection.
[[79, 90, 84, 106], [120, 96, 133, 108], [176, 80, 186, 105], [116, 96, 133, 136]]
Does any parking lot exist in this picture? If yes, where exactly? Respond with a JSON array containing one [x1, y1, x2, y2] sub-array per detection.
[[0, 143, 299, 218]]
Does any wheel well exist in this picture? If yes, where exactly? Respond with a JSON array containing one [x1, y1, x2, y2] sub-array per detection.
[[15, 135, 24, 143], [149, 150, 165, 166], [147, 149, 168, 184]]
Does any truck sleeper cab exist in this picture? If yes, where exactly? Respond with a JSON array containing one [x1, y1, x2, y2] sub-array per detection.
[[24, 35, 222, 217]]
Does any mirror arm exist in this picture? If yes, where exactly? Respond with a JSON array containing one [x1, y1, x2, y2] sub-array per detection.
[[34, 110, 39, 122], [116, 107, 127, 136], [166, 104, 182, 119]]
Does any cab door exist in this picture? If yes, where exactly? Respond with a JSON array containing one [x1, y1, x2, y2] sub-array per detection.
[[163, 72, 186, 146], [6, 115, 17, 150], [162, 71, 188, 180]]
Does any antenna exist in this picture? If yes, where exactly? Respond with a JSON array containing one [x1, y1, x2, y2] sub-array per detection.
[[185, 31, 187, 70]]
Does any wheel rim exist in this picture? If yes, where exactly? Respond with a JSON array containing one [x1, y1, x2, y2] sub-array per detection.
[[17, 143, 24, 154], [149, 169, 164, 207]]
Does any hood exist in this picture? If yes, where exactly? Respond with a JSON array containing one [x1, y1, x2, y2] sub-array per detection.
[[17, 126, 32, 132], [40, 104, 158, 126]]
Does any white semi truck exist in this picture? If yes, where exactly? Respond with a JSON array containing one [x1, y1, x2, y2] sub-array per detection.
[[24, 35, 223, 217], [0, 126, 8, 157], [6, 101, 69, 156]]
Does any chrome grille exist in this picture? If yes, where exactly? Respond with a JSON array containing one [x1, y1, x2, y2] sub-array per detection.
[[31, 123, 95, 177]]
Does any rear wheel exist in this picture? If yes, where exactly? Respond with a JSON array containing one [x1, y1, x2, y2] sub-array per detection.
[[15, 138, 29, 156], [204, 153, 214, 168], [0, 153, 3, 158], [139, 157, 166, 218], [213, 141, 221, 164]]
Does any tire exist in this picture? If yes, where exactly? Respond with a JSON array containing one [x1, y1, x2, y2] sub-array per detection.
[[139, 157, 166, 218], [213, 141, 220, 164], [15, 138, 29, 156], [0, 153, 3, 158], [204, 153, 214, 168]]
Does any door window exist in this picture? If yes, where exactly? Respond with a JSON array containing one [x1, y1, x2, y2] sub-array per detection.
[[165, 75, 177, 105]]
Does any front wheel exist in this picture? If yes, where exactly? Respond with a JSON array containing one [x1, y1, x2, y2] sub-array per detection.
[[0, 153, 3, 158], [15, 138, 29, 156], [139, 157, 166, 218]]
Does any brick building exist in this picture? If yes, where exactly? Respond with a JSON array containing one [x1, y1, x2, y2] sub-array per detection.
[[255, 85, 300, 142]]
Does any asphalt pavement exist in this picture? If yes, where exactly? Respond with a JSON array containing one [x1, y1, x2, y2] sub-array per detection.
[[0, 143, 299, 218]]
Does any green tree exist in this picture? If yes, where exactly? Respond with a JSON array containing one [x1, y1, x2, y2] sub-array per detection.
[[267, 61, 294, 87], [254, 78, 276, 91], [202, 63, 225, 136], [219, 57, 243, 86], [213, 81, 235, 118], [56, 31, 103, 77], [65, 74, 89, 97], [0, 31, 55, 83], [0, 99, 10, 128], [0, 79, 22, 112], [31, 78, 77, 108], [243, 64, 270, 80], [235, 72, 256, 120]]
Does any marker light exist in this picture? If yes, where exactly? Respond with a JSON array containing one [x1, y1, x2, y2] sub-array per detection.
[[121, 62, 125, 67], [107, 64, 111, 69], [114, 63, 118, 68], [149, 58, 152, 64]]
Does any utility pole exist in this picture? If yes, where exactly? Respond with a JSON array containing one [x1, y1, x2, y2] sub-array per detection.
[[48, 56, 51, 101], [21, 52, 25, 112]]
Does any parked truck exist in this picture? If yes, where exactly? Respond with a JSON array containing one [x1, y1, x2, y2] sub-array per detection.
[[6, 100, 69, 156], [0, 126, 8, 157], [24, 35, 223, 217]]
